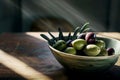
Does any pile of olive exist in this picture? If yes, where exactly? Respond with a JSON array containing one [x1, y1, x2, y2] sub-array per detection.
[[53, 32, 115, 56]]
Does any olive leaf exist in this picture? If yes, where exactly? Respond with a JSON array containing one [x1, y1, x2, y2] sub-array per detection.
[[40, 34, 50, 41], [58, 27, 64, 40], [80, 22, 90, 33], [40, 22, 90, 46], [82, 28, 90, 33], [48, 31, 57, 42], [72, 27, 81, 40], [40, 34, 55, 45], [66, 32, 72, 41]]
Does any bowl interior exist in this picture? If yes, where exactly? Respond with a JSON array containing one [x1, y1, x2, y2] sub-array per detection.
[[49, 36, 120, 72], [97, 37, 120, 55], [49, 36, 120, 57]]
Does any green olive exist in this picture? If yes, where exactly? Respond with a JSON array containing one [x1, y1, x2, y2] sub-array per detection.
[[97, 48, 108, 56], [95, 40, 105, 49], [72, 39, 87, 50], [53, 40, 67, 51], [64, 47, 76, 55], [84, 44, 101, 56]]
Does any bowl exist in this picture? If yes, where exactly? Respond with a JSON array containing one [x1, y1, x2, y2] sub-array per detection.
[[49, 36, 120, 73]]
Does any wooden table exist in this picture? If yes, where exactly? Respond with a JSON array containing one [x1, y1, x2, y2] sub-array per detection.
[[0, 32, 120, 80]]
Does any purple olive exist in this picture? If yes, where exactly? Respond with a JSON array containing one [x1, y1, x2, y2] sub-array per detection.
[[66, 40, 72, 47], [85, 32, 96, 42], [107, 48, 115, 55], [77, 33, 86, 39], [87, 38, 96, 44]]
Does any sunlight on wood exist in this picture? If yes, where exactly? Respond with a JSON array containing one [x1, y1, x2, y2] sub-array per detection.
[[0, 50, 52, 80], [97, 32, 120, 40]]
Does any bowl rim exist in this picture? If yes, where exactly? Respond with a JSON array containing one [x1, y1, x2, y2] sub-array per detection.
[[49, 36, 120, 60]]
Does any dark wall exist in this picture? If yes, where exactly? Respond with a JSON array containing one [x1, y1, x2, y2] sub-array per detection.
[[0, 0, 21, 33], [22, 0, 120, 32], [22, 0, 109, 31], [0, 0, 120, 32]]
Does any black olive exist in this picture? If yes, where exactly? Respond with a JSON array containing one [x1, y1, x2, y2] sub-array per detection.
[[77, 33, 86, 39], [107, 48, 115, 55]]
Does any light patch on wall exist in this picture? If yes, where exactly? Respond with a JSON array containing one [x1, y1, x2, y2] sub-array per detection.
[[22, 0, 106, 31]]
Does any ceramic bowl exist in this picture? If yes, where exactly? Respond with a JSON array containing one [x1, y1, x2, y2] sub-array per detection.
[[49, 36, 120, 73]]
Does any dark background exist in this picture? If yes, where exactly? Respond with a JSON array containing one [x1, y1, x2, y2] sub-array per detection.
[[0, 0, 120, 33]]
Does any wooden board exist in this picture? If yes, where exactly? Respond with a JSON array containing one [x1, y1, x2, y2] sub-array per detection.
[[0, 32, 120, 80]]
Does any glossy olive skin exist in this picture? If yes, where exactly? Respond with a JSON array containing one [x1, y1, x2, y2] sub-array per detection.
[[95, 40, 105, 49], [87, 38, 96, 44], [77, 33, 86, 39], [65, 47, 76, 55], [107, 48, 115, 55], [83, 44, 101, 56], [98, 48, 108, 56], [85, 32, 96, 44], [72, 39, 87, 50], [53, 40, 67, 51]]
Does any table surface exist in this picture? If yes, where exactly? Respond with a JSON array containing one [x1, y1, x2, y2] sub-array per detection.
[[0, 32, 120, 80]]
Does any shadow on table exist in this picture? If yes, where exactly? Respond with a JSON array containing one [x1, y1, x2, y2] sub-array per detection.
[[0, 33, 120, 80], [65, 65, 120, 80], [25, 33, 120, 80]]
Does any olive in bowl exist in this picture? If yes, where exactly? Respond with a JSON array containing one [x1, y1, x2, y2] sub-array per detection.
[[49, 36, 120, 73]]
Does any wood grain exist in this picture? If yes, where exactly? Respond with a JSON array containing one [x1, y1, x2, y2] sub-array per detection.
[[0, 32, 120, 80]]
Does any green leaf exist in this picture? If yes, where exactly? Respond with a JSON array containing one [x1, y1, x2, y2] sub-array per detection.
[[80, 22, 90, 33], [40, 34, 54, 45], [58, 27, 64, 40], [82, 28, 90, 33], [72, 27, 81, 40], [66, 32, 72, 41], [48, 31, 57, 42], [40, 34, 50, 41]]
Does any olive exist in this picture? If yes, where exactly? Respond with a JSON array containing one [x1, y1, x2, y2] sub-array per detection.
[[53, 40, 67, 51], [72, 39, 87, 50], [107, 48, 115, 55], [87, 38, 96, 44], [66, 40, 72, 47], [95, 40, 105, 49], [85, 32, 96, 42], [84, 44, 101, 56], [77, 33, 86, 39], [97, 48, 108, 56], [64, 47, 76, 55]]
